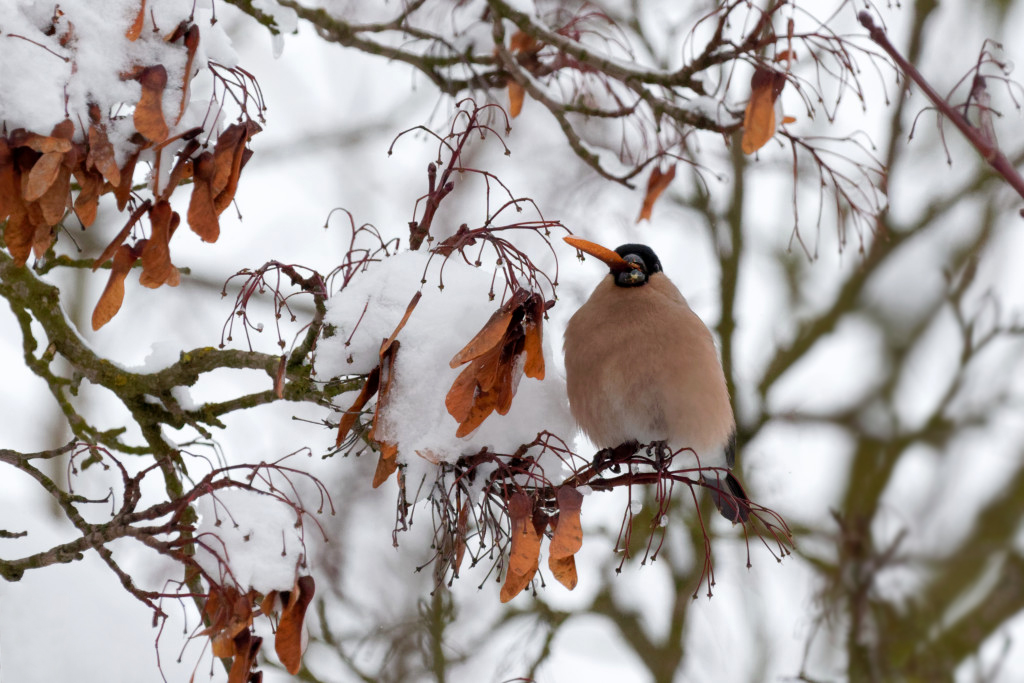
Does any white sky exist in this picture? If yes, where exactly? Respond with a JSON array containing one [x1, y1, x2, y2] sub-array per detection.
[[4, 1, 1024, 682]]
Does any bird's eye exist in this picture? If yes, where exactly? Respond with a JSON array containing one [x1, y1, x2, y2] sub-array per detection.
[[623, 254, 645, 270]]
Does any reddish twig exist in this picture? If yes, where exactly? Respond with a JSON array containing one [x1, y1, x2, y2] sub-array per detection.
[[858, 11, 1024, 207], [416, 435, 792, 597]]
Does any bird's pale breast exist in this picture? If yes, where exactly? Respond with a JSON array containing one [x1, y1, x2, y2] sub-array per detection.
[[563, 274, 735, 468]]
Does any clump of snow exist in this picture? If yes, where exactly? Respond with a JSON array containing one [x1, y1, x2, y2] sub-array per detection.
[[195, 488, 306, 594], [170, 385, 196, 411], [138, 340, 184, 372], [317, 251, 574, 488], [686, 95, 742, 127], [252, 0, 299, 58]]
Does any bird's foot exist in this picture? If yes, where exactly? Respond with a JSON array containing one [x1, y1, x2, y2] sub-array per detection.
[[594, 440, 640, 473], [652, 440, 671, 469]]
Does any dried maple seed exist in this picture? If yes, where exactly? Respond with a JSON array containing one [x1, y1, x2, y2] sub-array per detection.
[[637, 164, 676, 223], [275, 576, 315, 674], [445, 288, 545, 436], [134, 65, 169, 143], [500, 492, 541, 602], [741, 66, 788, 154]]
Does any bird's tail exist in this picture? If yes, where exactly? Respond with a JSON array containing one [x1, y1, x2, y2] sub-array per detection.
[[702, 472, 750, 523]]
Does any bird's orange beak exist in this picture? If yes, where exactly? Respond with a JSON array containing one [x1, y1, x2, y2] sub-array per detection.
[[563, 236, 641, 272]]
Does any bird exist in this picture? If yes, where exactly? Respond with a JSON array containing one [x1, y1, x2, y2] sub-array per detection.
[[562, 236, 749, 522]]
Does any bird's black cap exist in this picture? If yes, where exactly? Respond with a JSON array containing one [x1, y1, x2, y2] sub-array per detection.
[[613, 244, 662, 287]]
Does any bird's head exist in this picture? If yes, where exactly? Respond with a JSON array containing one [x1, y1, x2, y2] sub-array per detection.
[[564, 236, 662, 288], [613, 244, 662, 287]]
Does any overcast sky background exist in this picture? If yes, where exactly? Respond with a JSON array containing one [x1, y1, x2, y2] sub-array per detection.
[[4, 1, 1024, 681]]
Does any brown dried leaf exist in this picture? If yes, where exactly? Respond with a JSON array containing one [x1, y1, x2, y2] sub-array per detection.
[[93, 199, 151, 270], [549, 486, 583, 559], [4, 202, 32, 266], [0, 138, 18, 223], [522, 293, 545, 380], [126, 0, 146, 40], [23, 152, 62, 202], [447, 353, 510, 438], [508, 81, 526, 118], [211, 122, 260, 213], [31, 219, 54, 259], [139, 200, 176, 288], [548, 554, 578, 590], [741, 66, 787, 155], [165, 261, 181, 287], [192, 149, 215, 181], [449, 289, 529, 368], [18, 132, 72, 155], [636, 164, 676, 223], [187, 151, 219, 241], [499, 564, 534, 603], [473, 339, 504, 393], [380, 291, 422, 357], [87, 123, 121, 187], [227, 631, 262, 683], [211, 125, 246, 196], [113, 150, 139, 211], [164, 20, 189, 42], [36, 163, 71, 225], [446, 300, 532, 435], [453, 393, 498, 437], [72, 167, 103, 227], [51, 119, 75, 142], [335, 366, 380, 447], [177, 24, 200, 124], [91, 244, 136, 330], [369, 341, 401, 488], [371, 442, 399, 489], [65, 141, 86, 172], [134, 65, 169, 143], [212, 158, 244, 215], [161, 139, 199, 201], [445, 360, 482, 425], [500, 493, 541, 603], [239, 145, 254, 173], [494, 344, 522, 416], [200, 586, 258, 664], [275, 575, 315, 675], [211, 631, 234, 659], [167, 202, 181, 240], [259, 590, 279, 617], [446, 289, 546, 437], [201, 586, 225, 632], [372, 343, 397, 423], [509, 31, 539, 54], [225, 588, 255, 640]]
